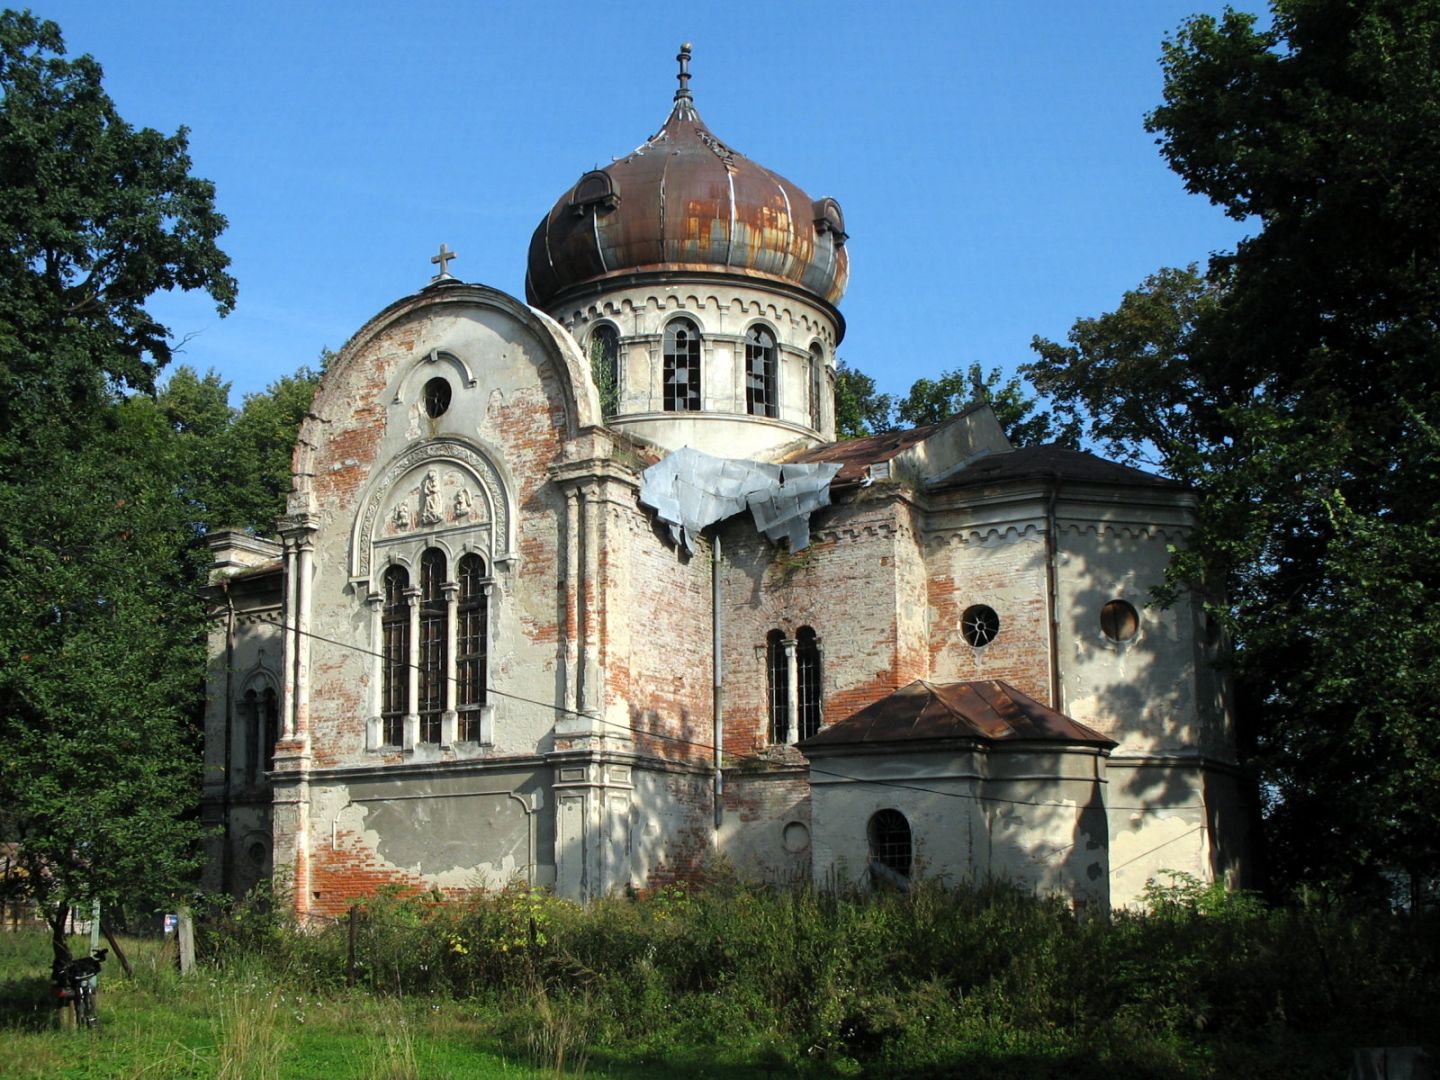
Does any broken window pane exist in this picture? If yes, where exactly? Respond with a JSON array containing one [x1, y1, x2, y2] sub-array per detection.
[[745, 325, 777, 418], [664, 318, 701, 411], [961, 604, 999, 648]]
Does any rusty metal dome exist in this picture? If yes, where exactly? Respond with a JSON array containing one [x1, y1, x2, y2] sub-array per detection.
[[525, 44, 849, 314]]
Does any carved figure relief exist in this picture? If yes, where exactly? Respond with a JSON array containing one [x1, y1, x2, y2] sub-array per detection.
[[420, 469, 443, 525], [355, 439, 513, 584]]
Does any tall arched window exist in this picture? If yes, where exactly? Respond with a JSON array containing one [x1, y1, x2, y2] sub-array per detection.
[[808, 343, 825, 429], [868, 809, 912, 885], [590, 323, 620, 419], [766, 629, 789, 744], [456, 553, 489, 742], [418, 549, 447, 745], [664, 317, 701, 411], [745, 325, 777, 418], [381, 565, 410, 747], [262, 687, 278, 773], [797, 626, 822, 740]]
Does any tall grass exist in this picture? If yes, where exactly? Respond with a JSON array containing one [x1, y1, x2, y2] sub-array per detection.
[[193, 874, 1439, 1077], [5, 881, 1431, 1077]]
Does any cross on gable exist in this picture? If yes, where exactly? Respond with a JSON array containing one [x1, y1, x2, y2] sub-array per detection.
[[431, 243, 458, 280]]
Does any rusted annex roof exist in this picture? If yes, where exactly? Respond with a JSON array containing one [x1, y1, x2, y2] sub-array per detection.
[[937, 444, 1180, 491], [801, 679, 1115, 751], [789, 422, 943, 485], [526, 45, 848, 313]]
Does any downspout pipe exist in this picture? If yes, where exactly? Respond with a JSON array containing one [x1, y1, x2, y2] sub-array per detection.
[[712, 532, 724, 836], [1045, 473, 1062, 710]]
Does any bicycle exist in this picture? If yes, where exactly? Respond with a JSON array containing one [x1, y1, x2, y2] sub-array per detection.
[[51, 947, 107, 1031]]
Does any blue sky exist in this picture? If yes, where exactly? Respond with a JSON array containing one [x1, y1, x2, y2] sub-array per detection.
[[35, 0, 1255, 406]]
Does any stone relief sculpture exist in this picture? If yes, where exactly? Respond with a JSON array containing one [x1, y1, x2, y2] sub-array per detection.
[[392, 503, 411, 530], [420, 469, 443, 525], [454, 486, 474, 519]]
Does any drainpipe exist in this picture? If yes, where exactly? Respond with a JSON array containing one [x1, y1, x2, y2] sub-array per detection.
[[712, 532, 724, 838], [1045, 474, 1062, 710], [221, 580, 236, 896]]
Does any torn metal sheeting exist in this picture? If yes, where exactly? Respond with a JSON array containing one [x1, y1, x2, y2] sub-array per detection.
[[639, 447, 841, 552]]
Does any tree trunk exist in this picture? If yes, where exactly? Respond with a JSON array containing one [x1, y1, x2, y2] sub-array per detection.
[[100, 918, 133, 978], [48, 901, 71, 980]]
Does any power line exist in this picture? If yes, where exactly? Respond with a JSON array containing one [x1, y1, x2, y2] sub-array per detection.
[[230, 612, 1210, 817]]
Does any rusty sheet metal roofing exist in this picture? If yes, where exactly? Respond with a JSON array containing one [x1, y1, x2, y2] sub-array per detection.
[[801, 679, 1115, 751], [936, 444, 1181, 491], [526, 47, 848, 311], [639, 446, 840, 552], [788, 423, 944, 485]]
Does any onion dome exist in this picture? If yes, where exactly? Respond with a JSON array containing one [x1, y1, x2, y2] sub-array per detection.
[[525, 44, 849, 312]]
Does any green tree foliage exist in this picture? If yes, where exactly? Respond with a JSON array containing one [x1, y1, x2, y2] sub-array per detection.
[[0, 401, 210, 933], [0, 10, 235, 440], [833, 359, 893, 439], [0, 10, 236, 943], [159, 361, 322, 535], [895, 362, 1080, 448], [1026, 0, 1440, 902]]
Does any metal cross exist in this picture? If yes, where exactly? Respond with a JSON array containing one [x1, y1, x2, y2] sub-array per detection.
[[430, 243, 458, 280]]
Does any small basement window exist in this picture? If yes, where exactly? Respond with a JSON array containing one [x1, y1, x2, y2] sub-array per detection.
[[868, 809, 912, 884], [423, 377, 452, 418], [961, 604, 999, 648], [1101, 599, 1140, 642]]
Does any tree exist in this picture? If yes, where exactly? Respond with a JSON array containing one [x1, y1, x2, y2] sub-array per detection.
[[159, 360, 323, 536], [1026, 0, 1440, 903], [0, 11, 235, 442], [895, 362, 1080, 448], [833, 359, 894, 439], [0, 10, 236, 950]]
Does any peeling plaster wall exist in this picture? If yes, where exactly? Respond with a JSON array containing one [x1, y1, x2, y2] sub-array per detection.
[[305, 767, 551, 916], [719, 769, 812, 883], [925, 504, 1053, 702], [304, 298, 572, 768], [808, 747, 1109, 908]]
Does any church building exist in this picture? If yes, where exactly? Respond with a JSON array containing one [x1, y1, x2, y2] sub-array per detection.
[[201, 46, 1249, 917]]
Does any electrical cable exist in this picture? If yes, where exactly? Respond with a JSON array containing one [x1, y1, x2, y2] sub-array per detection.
[[234, 611, 1211, 816]]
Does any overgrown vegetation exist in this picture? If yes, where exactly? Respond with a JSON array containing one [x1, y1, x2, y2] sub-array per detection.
[[4, 878, 1422, 1078]]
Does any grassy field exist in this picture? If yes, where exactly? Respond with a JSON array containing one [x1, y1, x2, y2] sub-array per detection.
[[0, 932, 698, 1080], [2, 878, 1437, 1078]]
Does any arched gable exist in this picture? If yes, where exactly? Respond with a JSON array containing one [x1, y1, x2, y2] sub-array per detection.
[[289, 283, 602, 517]]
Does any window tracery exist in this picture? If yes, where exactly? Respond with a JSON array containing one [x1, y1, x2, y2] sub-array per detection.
[[381, 565, 410, 747], [664, 317, 701, 411], [457, 553, 489, 742], [418, 549, 447, 744], [745, 325, 777, 418]]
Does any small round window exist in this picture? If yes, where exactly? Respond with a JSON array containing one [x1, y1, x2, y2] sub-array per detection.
[[961, 604, 1000, 647], [423, 377, 452, 418], [1100, 599, 1140, 642]]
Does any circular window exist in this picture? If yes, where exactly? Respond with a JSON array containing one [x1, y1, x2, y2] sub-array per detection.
[[423, 377, 452, 418], [960, 604, 1000, 647], [782, 821, 811, 853], [1100, 599, 1140, 642], [247, 842, 266, 865]]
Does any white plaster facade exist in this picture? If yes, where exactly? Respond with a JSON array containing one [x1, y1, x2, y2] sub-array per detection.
[[200, 54, 1248, 917]]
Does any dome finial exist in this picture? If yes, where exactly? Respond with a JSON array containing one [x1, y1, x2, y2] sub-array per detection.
[[675, 42, 693, 103]]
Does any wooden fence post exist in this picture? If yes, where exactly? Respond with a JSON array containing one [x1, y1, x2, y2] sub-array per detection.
[[347, 904, 359, 988]]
